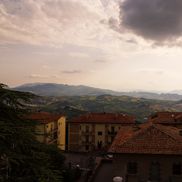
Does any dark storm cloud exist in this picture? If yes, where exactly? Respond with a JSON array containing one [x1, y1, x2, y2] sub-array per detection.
[[120, 0, 182, 42]]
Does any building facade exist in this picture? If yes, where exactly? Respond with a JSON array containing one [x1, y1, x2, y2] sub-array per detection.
[[109, 123, 182, 182], [67, 113, 135, 152], [27, 112, 66, 150]]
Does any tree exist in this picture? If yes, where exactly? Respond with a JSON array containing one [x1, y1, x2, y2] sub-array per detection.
[[0, 84, 65, 182]]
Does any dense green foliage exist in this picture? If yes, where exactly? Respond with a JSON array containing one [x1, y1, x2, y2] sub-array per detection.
[[0, 84, 65, 182]]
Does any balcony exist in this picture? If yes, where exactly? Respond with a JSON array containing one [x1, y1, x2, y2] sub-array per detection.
[[81, 141, 94, 145], [81, 131, 94, 135], [50, 128, 58, 133], [48, 139, 57, 144]]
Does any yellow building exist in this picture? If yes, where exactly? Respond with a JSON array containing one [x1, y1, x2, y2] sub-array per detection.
[[67, 113, 135, 152], [27, 112, 66, 150], [57, 116, 66, 150]]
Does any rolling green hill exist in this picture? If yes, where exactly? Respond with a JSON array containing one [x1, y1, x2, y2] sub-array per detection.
[[40, 95, 182, 122]]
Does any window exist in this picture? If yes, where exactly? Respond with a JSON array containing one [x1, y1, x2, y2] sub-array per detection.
[[97, 141, 102, 149], [149, 162, 160, 181], [51, 124, 53, 131], [127, 162, 137, 174], [111, 136, 115, 142], [111, 126, 115, 132], [98, 131, 102, 136], [85, 136, 89, 142], [173, 163, 181, 175], [85, 145, 89, 151], [86, 125, 89, 132]]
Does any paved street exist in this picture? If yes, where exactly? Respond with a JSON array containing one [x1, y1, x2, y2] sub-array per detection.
[[63, 152, 115, 182], [63, 152, 95, 168], [63, 152, 97, 182]]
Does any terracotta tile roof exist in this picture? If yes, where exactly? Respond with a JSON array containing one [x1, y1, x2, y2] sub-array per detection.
[[70, 113, 135, 124], [25, 112, 64, 124], [149, 112, 182, 124], [109, 123, 182, 155]]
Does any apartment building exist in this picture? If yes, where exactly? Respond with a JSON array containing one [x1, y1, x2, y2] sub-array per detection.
[[67, 113, 135, 152], [27, 112, 66, 150]]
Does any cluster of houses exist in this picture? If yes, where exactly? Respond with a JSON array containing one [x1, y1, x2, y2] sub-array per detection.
[[27, 111, 182, 182]]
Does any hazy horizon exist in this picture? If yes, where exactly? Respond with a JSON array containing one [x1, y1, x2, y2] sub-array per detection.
[[10, 81, 182, 94], [1, 0, 182, 92]]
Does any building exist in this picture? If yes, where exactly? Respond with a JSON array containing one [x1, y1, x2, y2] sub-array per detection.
[[149, 111, 182, 128], [67, 113, 135, 152], [26, 112, 66, 150], [109, 122, 182, 182]]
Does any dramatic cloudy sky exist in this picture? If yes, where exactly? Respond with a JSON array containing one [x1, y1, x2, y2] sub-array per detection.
[[1, 0, 182, 92]]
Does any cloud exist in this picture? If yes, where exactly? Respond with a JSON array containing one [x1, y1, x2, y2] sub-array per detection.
[[0, 0, 135, 58], [137, 69, 164, 75], [68, 52, 89, 58], [94, 59, 107, 63], [108, 17, 121, 33], [29, 74, 49, 79], [29, 74, 61, 79], [125, 38, 137, 44], [61, 70, 82, 74], [0, 0, 101, 46], [120, 0, 182, 43]]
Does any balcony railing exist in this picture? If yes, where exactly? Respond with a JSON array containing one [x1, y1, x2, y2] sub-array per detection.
[[81, 131, 94, 135], [47, 138, 57, 144]]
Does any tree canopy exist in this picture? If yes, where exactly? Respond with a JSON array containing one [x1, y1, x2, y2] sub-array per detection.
[[0, 84, 65, 182]]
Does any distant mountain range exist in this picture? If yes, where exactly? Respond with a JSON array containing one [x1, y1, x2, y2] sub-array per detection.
[[13, 83, 182, 101]]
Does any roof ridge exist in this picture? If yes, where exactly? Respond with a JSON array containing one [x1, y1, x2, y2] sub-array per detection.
[[109, 123, 182, 154], [118, 123, 153, 146]]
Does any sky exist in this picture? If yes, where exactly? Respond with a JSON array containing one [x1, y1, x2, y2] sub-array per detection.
[[1, 0, 182, 92]]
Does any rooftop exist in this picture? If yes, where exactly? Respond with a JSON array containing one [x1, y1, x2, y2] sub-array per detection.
[[109, 122, 182, 155], [149, 111, 182, 124], [70, 113, 135, 124], [25, 112, 64, 124]]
